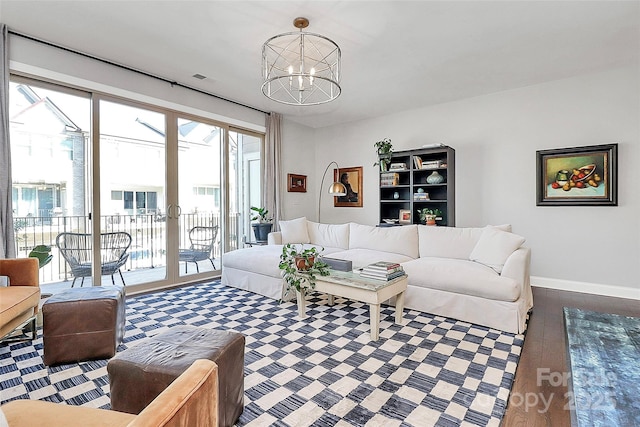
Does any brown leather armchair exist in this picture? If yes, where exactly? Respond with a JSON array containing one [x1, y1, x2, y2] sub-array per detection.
[[1, 359, 219, 427], [0, 258, 40, 342]]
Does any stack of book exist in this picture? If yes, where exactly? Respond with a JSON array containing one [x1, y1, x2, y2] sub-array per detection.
[[421, 160, 444, 169], [414, 192, 430, 201], [380, 172, 400, 187], [360, 261, 406, 281]]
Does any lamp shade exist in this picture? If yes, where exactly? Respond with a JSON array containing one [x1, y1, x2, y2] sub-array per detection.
[[328, 182, 346, 196]]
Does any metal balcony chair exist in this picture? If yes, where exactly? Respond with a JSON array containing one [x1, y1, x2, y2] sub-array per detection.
[[179, 226, 218, 273], [56, 232, 132, 287]]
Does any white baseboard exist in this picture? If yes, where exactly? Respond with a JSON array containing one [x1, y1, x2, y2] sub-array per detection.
[[531, 276, 640, 300]]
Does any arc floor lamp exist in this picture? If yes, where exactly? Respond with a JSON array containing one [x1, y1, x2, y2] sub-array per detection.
[[318, 161, 346, 223]]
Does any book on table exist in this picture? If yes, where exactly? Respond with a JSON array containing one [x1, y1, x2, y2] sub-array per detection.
[[360, 261, 405, 281]]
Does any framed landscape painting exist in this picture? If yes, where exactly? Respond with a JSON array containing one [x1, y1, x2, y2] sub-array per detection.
[[334, 166, 363, 207], [536, 143, 618, 206]]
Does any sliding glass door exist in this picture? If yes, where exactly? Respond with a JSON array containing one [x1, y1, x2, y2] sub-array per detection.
[[177, 117, 222, 279], [99, 100, 168, 286], [9, 75, 263, 291], [9, 79, 93, 285]]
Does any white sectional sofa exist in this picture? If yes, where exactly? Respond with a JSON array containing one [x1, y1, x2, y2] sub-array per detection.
[[222, 217, 532, 334]]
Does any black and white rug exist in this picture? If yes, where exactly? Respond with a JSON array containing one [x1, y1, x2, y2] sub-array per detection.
[[1, 281, 525, 426]]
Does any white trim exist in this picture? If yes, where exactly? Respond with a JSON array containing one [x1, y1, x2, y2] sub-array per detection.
[[531, 276, 640, 300]]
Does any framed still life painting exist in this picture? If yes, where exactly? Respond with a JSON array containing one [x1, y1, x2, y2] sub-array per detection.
[[536, 143, 618, 206]]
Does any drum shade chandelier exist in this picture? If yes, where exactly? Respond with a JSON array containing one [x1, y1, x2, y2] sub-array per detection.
[[262, 17, 341, 106]]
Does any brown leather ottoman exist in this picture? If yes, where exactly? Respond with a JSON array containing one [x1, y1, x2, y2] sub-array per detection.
[[107, 325, 244, 427], [42, 286, 125, 366]]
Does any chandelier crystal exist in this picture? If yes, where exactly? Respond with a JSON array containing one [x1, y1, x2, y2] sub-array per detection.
[[262, 17, 341, 106]]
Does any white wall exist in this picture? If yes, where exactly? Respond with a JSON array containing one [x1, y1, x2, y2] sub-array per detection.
[[310, 66, 639, 296], [279, 119, 317, 221]]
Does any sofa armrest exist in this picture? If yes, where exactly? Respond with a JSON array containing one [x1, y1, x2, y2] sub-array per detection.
[[0, 258, 39, 287], [501, 247, 533, 308], [268, 232, 282, 245]]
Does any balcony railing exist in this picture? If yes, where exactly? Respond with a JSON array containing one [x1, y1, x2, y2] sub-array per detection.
[[13, 213, 235, 284]]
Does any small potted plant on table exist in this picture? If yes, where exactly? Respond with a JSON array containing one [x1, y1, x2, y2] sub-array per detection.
[[417, 208, 442, 226], [250, 206, 273, 242], [279, 244, 330, 308]]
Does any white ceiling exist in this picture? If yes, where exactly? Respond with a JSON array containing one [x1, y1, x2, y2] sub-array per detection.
[[2, 1, 638, 129]]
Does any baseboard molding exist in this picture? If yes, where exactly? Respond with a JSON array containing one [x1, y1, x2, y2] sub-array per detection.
[[531, 276, 640, 300]]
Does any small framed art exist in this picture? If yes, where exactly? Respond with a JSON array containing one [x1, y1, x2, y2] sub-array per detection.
[[399, 209, 412, 225], [287, 174, 307, 192], [536, 143, 617, 206]]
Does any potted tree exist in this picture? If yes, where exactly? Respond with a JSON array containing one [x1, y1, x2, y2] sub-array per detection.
[[278, 244, 330, 296], [373, 138, 393, 172], [417, 208, 442, 226], [250, 206, 273, 242]]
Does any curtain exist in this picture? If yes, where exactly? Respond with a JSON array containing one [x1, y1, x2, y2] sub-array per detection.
[[0, 24, 16, 258], [264, 112, 282, 231]]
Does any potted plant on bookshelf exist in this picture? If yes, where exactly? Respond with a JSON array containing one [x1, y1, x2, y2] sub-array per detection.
[[250, 206, 273, 242], [373, 138, 393, 172], [279, 244, 330, 296], [417, 208, 442, 226]]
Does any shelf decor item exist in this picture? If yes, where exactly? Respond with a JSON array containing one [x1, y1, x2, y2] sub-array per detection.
[[373, 138, 393, 171], [417, 208, 442, 226], [426, 170, 444, 184]]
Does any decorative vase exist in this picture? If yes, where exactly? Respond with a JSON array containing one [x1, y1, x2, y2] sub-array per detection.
[[393, 192, 400, 199], [426, 171, 444, 184]]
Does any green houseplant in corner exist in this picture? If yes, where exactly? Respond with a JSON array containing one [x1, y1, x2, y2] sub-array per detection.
[[373, 138, 393, 172], [250, 206, 273, 242], [417, 208, 442, 226], [279, 244, 330, 299]]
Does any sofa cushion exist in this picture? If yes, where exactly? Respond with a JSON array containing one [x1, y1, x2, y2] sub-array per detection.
[[279, 217, 310, 244], [402, 257, 521, 302], [418, 224, 513, 259], [307, 221, 349, 249], [222, 244, 342, 279], [469, 228, 525, 274], [418, 226, 482, 259], [329, 248, 414, 270], [349, 223, 418, 259]]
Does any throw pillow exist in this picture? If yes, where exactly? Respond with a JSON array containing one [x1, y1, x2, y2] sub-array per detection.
[[279, 217, 310, 244], [469, 227, 525, 273]]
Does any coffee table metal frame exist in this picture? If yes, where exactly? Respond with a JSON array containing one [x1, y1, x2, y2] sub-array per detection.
[[295, 269, 408, 341]]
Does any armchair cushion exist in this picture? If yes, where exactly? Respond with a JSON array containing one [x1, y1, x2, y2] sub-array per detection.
[[1, 359, 218, 427]]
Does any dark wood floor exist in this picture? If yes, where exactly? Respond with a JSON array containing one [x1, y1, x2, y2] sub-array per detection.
[[502, 286, 639, 426]]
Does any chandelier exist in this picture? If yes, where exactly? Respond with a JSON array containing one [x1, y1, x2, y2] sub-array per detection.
[[262, 17, 341, 106]]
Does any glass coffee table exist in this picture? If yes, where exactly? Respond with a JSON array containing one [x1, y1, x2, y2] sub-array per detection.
[[295, 269, 408, 341]]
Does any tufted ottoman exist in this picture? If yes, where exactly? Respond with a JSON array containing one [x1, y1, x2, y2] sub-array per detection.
[[107, 325, 245, 427], [42, 286, 125, 366]]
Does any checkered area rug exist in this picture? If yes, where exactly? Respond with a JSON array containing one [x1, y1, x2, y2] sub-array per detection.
[[1, 281, 525, 426]]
